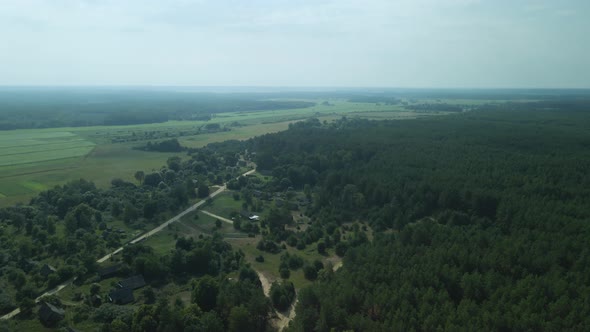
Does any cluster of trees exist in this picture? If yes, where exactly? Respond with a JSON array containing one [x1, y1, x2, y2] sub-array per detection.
[[347, 96, 399, 104], [137, 139, 186, 152], [119, 237, 270, 332], [0, 89, 316, 129], [59, 235, 272, 332], [269, 281, 295, 311], [404, 103, 464, 112], [228, 108, 590, 330], [0, 142, 245, 315]]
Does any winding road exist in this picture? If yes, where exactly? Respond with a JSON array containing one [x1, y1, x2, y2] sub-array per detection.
[[0, 168, 256, 320]]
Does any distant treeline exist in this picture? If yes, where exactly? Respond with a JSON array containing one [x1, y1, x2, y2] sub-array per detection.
[[347, 96, 400, 104], [405, 103, 464, 112], [134, 138, 185, 152], [0, 89, 315, 130]]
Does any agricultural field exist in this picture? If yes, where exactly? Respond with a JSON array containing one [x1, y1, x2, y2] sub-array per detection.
[[0, 98, 457, 207], [0, 131, 95, 167]]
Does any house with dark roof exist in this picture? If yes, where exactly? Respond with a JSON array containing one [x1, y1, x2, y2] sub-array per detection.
[[108, 287, 134, 305], [117, 275, 146, 290], [38, 302, 65, 326], [22, 259, 40, 273], [99, 264, 122, 279], [90, 294, 102, 307], [65, 327, 81, 332], [40, 264, 57, 277]]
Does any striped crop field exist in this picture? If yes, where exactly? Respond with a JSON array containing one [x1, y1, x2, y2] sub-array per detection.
[[0, 131, 95, 167]]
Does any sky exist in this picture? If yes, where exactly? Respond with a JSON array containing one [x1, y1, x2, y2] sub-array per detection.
[[0, 0, 589, 88]]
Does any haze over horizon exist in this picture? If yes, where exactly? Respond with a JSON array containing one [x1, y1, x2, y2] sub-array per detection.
[[1, 0, 589, 88]]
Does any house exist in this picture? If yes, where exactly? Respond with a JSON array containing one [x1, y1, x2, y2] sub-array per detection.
[[98, 264, 122, 280], [38, 302, 65, 326], [40, 264, 57, 278], [297, 197, 311, 206], [65, 328, 81, 332], [90, 294, 102, 307], [253, 190, 271, 200], [108, 287, 134, 305], [23, 259, 39, 273], [240, 210, 259, 221], [117, 275, 146, 290]]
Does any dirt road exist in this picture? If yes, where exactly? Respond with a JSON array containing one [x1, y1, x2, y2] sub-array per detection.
[[200, 210, 234, 225], [256, 271, 298, 331], [1, 168, 256, 321]]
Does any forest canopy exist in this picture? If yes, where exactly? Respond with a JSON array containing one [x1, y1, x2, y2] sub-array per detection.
[[233, 106, 590, 331]]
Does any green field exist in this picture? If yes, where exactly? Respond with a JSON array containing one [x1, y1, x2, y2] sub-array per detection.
[[143, 210, 245, 255], [0, 131, 95, 167], [203, 192, 245, 218], [0, 99, 451, 206]]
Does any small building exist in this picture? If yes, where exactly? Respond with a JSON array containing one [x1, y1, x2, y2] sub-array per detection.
[[23, 259, 40, 273], [90, 294, 102, 307], [108, 287, 134, 305], [65, 327, 81, 332], [241, 210, 259, 221], [38, 302, 65, 327], [40, 264, 57, 278], [297, 197, 311, 206], [118, 275, 146, 290], [99, 264, 122, 280]]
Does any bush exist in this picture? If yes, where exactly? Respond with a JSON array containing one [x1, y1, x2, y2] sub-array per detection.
[[286, 236, 298, 247], [285, 254, 304, 270], [317, 241, 326, 254], [280, 268, 290, 279], [335, 242, 348, 257], [270, 281, 296, 311], [296, 241, 306, 250], [313, 260, 324, 271], [303, 265, 318, 281]]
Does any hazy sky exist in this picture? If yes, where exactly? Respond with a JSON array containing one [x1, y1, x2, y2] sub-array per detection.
[[1, 0, 588, 88]]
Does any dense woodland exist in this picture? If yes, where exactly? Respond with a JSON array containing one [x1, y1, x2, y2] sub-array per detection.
[[2, 96, 590, 331], [237, 104, 590, 331], [0, 89, 314, 129]]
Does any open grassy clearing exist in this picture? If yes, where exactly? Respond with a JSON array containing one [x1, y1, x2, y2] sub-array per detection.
[[0, 144, 185, 205], [179, 120, 295, 148], [202, 192, 245, 219], [142, 210, 246, 255], [228, 237, 333, 290], [210, 100, 407, 125]]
